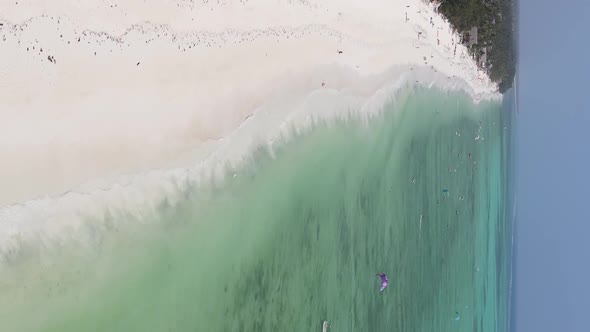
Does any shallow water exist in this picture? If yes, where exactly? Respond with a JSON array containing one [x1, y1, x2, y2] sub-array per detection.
[[0, 87, 511, 331]]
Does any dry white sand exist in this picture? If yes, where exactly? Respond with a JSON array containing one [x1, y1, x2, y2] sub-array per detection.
[[0, 0, 499, 207]]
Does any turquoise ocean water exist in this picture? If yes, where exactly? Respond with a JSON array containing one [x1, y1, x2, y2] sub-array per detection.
[[0, 86, 513, 331]]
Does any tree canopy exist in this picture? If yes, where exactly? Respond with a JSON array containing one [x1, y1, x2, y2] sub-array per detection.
[[433, 0, 516, 93]]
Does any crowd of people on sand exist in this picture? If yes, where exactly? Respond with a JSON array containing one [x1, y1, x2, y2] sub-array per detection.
[[2, 1, 491, 94]]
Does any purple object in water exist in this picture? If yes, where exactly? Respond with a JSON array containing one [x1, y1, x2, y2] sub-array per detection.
[[376, 273, 389, 291]]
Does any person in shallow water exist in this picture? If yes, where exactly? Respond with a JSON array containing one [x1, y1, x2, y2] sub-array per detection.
[[376, 273, 389, 291]]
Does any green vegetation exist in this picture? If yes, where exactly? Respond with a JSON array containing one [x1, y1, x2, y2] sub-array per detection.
[[433, 0, 516, 93]]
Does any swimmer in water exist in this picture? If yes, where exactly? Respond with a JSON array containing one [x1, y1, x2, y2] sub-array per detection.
[[376, 273, 389, 292]]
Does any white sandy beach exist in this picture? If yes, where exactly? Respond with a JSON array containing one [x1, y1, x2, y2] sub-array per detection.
[[0, 0, 499, 249]]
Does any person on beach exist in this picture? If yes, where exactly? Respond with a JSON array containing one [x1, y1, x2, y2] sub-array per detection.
[[376, 273, 389, 291]]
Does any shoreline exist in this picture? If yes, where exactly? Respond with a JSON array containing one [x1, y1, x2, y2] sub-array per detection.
[[0, 71, 501, 260], [0, 0, 501, 245], [0, 81, 507, 331]]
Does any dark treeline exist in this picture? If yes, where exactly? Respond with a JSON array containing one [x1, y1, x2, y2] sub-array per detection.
[[433, 0, 516, 93]]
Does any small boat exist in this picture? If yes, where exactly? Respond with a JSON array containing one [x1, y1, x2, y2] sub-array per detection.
[[322, 320, 330, 332]]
